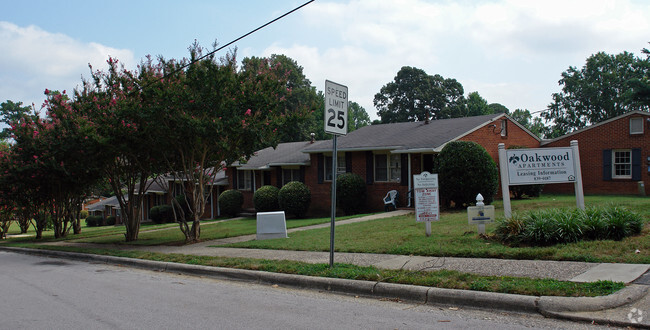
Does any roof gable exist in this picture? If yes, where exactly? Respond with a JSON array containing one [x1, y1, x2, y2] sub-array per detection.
[[541, 110, 650, 145]]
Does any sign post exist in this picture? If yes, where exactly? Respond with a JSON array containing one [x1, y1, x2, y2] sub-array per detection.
[[413, 172, 439, 237], [325, 80, 348, 267]]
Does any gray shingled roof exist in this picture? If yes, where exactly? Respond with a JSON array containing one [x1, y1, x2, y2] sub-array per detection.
[[86, 196, 121, 211], [234, 141, 314, 170], [303, 113, 507, 153]]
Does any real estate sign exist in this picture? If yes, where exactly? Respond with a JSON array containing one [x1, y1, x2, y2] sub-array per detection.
[[506, 147, 576, 185], [413, 172, 439, 223]]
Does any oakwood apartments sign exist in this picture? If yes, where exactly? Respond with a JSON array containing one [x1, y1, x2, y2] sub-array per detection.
[[506, 147, 576, 185]]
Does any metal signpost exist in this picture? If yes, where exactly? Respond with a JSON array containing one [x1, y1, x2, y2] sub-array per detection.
[[325, 80, 348, 267], [413, 171, 439, 237]]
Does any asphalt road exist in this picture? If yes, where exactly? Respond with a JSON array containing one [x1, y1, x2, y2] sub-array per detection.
[[0, 251, 616, 329]]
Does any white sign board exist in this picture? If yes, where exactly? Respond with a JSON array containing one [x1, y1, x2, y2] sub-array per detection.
[[415, 188, 440, 222], [506, 147, 576, 185], [468, 205, 495, 224], [413, 172, 439, 223], [256, 211, 288, 240], [324, 80, 348, 135]]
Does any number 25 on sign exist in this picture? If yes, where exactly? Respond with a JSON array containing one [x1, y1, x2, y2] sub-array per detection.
[[324, 80, 348, 136]]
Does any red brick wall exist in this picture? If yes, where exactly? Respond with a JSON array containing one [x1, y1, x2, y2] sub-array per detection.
[[543, 114, 650, 195]]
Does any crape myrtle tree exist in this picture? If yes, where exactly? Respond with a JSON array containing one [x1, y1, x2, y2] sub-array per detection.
[[151, 44, 297, 242], [75, 57, 167, 242], [3, 90, 101, 238]]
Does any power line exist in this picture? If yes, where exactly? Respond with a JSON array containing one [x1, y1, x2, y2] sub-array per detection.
[[152, 0, 315, 85]]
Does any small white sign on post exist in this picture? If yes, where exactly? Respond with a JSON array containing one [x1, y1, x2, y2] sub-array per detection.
[[467, 194, 494, 235], [413, 172, 439, 237], [256, 211, 288, 240]]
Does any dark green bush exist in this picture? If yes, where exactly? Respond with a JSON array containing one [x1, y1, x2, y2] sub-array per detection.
[[495, 206, 644, 246], [150, 205, 174, 224], [173, 194, 193, 221], [105, 216, 116, 226], [85, 215, 103, 227], [80, 210, 88, 219], [253, 185, 280, 212], [218, 189, 243, 217], [336, 173, 367, 215], [433, 141, 498, 207], [278, 181, 311, 218]]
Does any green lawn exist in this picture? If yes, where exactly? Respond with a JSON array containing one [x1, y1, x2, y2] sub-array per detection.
[[223, 195, 650, 263], [2, 194, 645, 297]]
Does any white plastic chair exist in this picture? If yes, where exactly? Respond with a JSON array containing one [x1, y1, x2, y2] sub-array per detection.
[[383, 190, 399, 211]]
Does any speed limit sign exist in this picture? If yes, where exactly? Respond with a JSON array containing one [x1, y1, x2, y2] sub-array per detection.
[[324, 80, 348, 135]]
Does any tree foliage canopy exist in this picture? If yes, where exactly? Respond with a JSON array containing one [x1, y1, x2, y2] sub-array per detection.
[[374, 66, 465, 123], [542, 50, 650, 138]]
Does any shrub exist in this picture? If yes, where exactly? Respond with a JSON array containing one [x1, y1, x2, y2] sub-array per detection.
[[85, 215, 103, 227], [253, 185, 280, 212], [173, 194, 194, 221], [79, 210, 88, 219], [433, 141, 498, 207], [150, 205, 174, 224], [219, 189, 243, 217], [495, 205, 644, 246], [336, 173, 367, 215], [105, 216, 116, 226], [278, 181, 311, 218]]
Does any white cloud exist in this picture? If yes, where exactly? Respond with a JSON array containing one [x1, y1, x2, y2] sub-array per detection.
[[0, 21, 135, 109], [266, 0, 650, 120]]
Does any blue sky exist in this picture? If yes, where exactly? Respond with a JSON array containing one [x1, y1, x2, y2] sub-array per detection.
[[2, 0, 649, 122]]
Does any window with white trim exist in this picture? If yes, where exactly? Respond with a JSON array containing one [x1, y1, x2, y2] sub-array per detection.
[[612, 150, 632, 179], [324, 154, 345, 181], [374, 154, 401, 182], [236, 170, 252, 190], [282, 168, 301, 185], [630, 117, 644, 135]]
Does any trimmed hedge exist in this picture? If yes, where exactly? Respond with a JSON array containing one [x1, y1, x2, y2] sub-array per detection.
[[495, 205, 644, 246], [105, 216, 116, 226], [279, 181, 311, 218], [254, 185, 280, 212], [336, 173, 367, 215], [85, 215, 103, 227], [150, 204, 174, 224], [433, 141, 498, 208], [219, 189, 243, 217]]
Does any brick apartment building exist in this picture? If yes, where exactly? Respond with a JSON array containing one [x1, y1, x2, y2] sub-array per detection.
[[542, 110, 650, 196], [228, 113, 540, 215]]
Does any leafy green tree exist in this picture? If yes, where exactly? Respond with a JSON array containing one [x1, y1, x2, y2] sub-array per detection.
[[489, 103, 509, 114], [242, 54, 318, 143], [510, 109, 548, 138], [374, 66, 464, 123], [463, 91, 491, 117], [543, 50, 650, 137], [75, 57, 167, 242], [152, 45, 296, 242], [0, 100, 32, 140], [630, 45, 650, 106], [347, 101, 370, 132]]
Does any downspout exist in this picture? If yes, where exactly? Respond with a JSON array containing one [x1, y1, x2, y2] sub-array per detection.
[[408, 153, 412, 207]]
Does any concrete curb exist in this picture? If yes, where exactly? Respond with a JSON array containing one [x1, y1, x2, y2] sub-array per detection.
[[1, 246, 645, 320], [537, 284, 648, 313]]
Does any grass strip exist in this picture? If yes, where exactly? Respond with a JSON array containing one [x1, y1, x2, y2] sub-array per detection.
[[10, 243, 625, 298]]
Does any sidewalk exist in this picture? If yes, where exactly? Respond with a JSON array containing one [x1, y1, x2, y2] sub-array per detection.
[[8, 210, 650, 328]]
